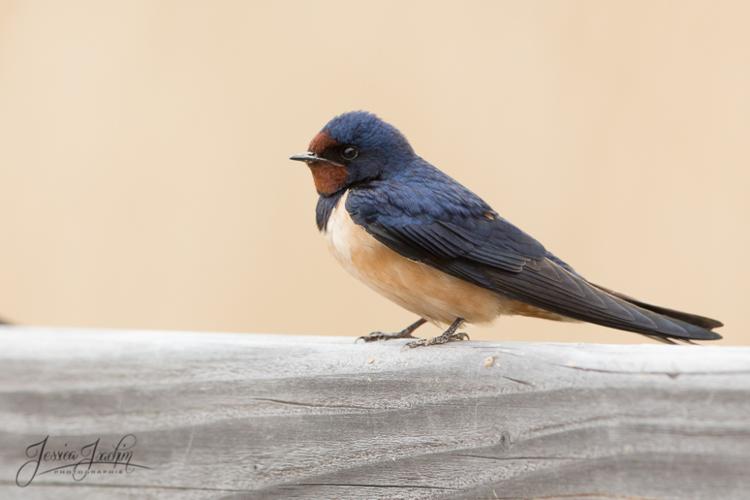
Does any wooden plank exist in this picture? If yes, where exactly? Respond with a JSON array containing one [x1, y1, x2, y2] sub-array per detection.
[[1, 326, 749, 499]]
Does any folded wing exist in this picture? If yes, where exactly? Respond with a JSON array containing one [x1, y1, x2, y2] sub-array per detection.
[[354, 198, 721, 341]]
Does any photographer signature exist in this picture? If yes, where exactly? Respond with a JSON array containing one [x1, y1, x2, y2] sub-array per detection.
[[16, 434, 151, 487]]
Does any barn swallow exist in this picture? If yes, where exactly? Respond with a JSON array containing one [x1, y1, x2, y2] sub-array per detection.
[[290, 111, 723, 347]]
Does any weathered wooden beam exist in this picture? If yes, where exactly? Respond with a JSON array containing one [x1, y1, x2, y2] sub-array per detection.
[[1, 326, 749, 499]]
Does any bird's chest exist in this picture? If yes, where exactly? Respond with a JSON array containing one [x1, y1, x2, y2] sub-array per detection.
[[321, 192, 503, 324], [322, 192, 382, 281]]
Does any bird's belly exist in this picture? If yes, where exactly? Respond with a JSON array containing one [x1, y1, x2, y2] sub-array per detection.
[[323, 193, 507, 325]]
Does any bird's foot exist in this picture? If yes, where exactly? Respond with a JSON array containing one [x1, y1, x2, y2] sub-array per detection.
[[405, 331, 470, 349], [356, 330, 418, 343], [356, 318, 427, 343]]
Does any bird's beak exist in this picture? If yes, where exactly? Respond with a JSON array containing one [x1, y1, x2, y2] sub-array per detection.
[[289, 152, 344, 167]]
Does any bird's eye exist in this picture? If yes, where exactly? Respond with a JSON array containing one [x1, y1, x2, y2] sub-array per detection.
[[341, 146, 359, 161]]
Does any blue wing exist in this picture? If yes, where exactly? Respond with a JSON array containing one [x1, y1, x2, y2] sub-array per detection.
[[345, 162, 721, 341]]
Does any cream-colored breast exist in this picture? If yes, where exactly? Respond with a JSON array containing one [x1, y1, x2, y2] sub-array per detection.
[[323, 192, 507, 325]]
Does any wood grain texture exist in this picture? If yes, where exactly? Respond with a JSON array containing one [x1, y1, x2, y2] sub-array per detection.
[[1, 326, 749, 499]]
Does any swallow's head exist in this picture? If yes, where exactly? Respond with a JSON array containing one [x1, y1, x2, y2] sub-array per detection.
[[290, 111, 414, 196]]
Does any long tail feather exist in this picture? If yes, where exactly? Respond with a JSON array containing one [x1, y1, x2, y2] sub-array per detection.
[[591, 283, 723, 329]]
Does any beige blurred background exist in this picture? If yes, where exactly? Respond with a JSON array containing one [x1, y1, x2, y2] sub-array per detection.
[[0, 0, 748, 344]]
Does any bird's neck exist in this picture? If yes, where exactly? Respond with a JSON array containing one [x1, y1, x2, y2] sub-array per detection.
[[315, 190, 346, 231]]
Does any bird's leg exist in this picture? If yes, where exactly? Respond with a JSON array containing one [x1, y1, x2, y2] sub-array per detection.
[[357, 318, 427, 343], [406, 317, 469, 348]]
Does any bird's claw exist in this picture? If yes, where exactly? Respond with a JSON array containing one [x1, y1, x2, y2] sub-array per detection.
[[405, 331, 470, 349], [356, 331, 418, 343]]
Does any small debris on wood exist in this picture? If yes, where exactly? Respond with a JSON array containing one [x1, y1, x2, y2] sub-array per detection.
[[483, 356, 496, 368]]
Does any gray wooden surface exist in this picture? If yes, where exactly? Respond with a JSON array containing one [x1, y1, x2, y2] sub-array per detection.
[[1, 326, 749, 499]]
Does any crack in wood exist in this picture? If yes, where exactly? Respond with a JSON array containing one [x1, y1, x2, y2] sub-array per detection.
[[250, 397, 377, 410], [453, 454, 579, 461], [502, 376, 535, 387], [295, 482, 457, 490]]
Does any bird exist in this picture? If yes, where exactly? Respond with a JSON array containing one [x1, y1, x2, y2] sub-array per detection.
[[290, 111, 723, 347]]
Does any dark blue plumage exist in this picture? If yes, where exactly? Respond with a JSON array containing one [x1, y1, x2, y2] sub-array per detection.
[[315, 191, 345, 231], [297, 111, 723, 343], [345, 164, 546, 273]]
